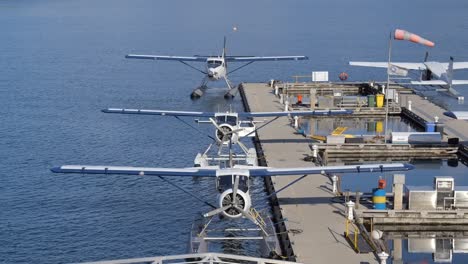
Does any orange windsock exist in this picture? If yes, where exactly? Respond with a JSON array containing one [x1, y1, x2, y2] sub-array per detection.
[[394, 29, 435, 47]]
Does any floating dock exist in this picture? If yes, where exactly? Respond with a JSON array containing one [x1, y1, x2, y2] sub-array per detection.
[[240, 81, 468, 264], [240, 82, 378, 263]]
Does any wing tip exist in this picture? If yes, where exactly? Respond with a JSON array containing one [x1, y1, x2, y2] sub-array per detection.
[[50, 166, 62, 173], [403, 163, 415, 171]]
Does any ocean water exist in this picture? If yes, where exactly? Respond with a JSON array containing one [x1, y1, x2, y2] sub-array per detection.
[[1, 0, 467, 263]]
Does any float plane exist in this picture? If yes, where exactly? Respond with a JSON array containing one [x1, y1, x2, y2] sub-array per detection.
[[350, 54, 468, 99], [126, 37, 308, 99], [51, 164, 413, 221], [102, 108, 353, 166]]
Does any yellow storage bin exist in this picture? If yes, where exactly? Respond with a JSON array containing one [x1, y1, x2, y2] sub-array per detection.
[[376, 94, 385, 108]]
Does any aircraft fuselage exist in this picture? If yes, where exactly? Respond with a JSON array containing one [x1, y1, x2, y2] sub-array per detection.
[[206, 58, 226, 81]]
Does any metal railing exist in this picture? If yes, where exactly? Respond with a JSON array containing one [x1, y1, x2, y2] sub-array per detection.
[[345, 219, 360, 252], [77, 252, 302, 264]]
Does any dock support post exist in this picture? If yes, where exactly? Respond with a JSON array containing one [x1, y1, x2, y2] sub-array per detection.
[[293, 116, 299, 129], [393, 174, 405, 210], [284, 100, 289, 112], [346, 200, 355, 220], [274, 85, 279, 96], [279, 94, 284, 104], [331, 175, 338, 194], [378, 252, 389, 264], [309, 88, 316, 109], [408, 100, 412, 111], [393, 238, 403, 264]]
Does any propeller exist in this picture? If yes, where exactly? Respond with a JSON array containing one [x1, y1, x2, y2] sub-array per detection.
[[203, 205, 231, 218]]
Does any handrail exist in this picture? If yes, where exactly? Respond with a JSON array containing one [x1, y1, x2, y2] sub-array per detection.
[[345, 219, 360, 252]]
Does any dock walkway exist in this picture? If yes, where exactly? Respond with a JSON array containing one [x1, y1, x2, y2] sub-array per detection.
[[241, 83, 378, 263], [400, 94, 468, 141]]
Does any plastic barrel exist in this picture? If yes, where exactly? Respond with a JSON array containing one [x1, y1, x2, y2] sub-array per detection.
[[372, 188, 386, 210], [367, 95, 376, 107], [376, 94, 385, 108], [376, 121, 383, 133], [425, 122, 436, 132], [367, 121, 376, 132]]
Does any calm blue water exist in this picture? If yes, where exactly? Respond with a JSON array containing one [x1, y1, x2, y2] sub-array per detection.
[[1, 0, 467, 263]]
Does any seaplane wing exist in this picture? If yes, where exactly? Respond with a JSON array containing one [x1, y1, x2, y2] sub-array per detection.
[[102, 108, 353, 118], [235, 163, 414, 176], [51, 163, 413, 177], [125, 54, 207, 62], [238, 109, 352, 117], [226, 56, 308, 62], [102, 108, 217, 117], [51, 165, 221, 177], [349, 61, 424, 70]]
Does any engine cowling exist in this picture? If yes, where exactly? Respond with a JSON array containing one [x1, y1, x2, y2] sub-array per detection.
[[215, 124, 239, 145], [217, 189, 251, 219]]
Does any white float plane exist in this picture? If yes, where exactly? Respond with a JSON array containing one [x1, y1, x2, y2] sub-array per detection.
[[102, 108, 353, 166], [126, 37, 308, 99], [51, 163, 413, 221], [350, 55, 468, 99]]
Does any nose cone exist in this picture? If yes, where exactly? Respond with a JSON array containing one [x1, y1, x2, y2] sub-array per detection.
[[208, 68, 216, 78]]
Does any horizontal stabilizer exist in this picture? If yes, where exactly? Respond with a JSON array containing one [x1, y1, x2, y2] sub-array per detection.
[[51, 163, 414, 177], [453, 62, 468, 70], [452, 80, 468, 85], [125, 54, 206, 62]]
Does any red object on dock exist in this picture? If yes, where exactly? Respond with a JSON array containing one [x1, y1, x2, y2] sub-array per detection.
[[297, 94, 303, 104], [378, 178, 387, 189], [339, 72, 348, 81]]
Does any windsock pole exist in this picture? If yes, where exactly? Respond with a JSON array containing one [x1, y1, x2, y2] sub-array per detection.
[[385, 32, 392, 142]]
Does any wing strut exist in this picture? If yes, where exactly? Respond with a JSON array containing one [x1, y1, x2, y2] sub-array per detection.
[[179, 61, 207, 74], [174, 116, 216, 141], [243, 116, 281, 138], [227, 61, 255, 75], [158, 176, 217, 209], [267, 175, 308, 198]]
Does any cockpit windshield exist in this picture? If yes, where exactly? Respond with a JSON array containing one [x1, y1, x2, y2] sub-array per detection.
[[217, 175, 249, 192], [207, 60, 222, 68], [216, 115, 237, 126]]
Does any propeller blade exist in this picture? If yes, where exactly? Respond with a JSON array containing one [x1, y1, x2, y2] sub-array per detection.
[[203, 205, 231, 218], [209, 118, 225, 135], [232, 175, 240, 205], [225, 128, 243, 135], [233, 205, 257, 224]]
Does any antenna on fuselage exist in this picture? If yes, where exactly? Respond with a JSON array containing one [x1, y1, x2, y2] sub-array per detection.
[[222, 36, 227, 59]]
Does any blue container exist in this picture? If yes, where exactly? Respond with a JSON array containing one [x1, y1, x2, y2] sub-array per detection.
[[425, 122, 436, 132], [372, 188, 386, 210]]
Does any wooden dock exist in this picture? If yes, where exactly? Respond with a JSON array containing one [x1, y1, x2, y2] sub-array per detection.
[[399, 93, 468, 156], [240, 83, 379, 263]]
